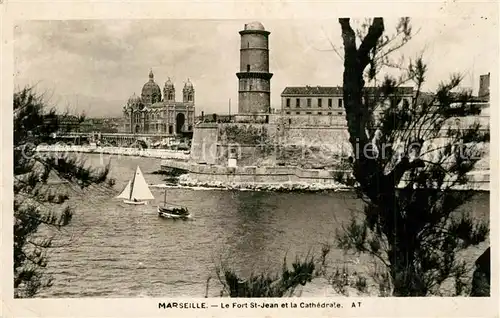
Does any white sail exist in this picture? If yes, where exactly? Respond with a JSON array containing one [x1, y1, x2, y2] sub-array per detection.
[[130, 166, 155, 201], [116, 180, 132, 199]]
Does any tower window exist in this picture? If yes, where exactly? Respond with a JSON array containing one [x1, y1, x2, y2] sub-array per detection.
[[286, 98, 290, 107], [247, 64, 250, 72], [318, 98, 322, 107], [307, 98, 311, 107], [338, 99, 343, 108], [296, 98, 300, 108], [328, 98, 332, 107], [188, 94, 193, 102]]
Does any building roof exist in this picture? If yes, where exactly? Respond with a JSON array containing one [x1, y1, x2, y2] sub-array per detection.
[[281, 86, 414, 96], [164, 77, 174, 89], [244, 21, 265, 31]]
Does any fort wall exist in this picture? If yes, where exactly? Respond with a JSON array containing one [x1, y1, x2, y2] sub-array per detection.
[[188, 110, 490, 171]]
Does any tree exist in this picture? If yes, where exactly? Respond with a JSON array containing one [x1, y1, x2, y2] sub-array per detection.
[[13, 86, 114, 298], [335, 18, 489, 296]]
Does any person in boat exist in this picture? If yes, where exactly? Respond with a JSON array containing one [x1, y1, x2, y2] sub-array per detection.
[[133, 198, 138, 202]]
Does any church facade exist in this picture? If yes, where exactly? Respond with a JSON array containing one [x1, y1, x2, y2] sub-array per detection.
[[123, 70, 195, 135]]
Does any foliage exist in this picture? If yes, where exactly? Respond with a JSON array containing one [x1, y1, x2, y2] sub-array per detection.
[[13, 86, 114, 298], [329, 264, 369, 296], [336, 18, 489, 296], [220, 124, 269, 145], [216, 255, 315, 297]]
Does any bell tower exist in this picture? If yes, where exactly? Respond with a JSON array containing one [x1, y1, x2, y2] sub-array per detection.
[[163, 78, 175, 102], [236, 21, 273, 114], [183, 79, 195, 105]]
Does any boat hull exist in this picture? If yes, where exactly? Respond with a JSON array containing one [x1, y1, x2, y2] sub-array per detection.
[[124, 200, 148, 205], [157, 206, 191, 219]]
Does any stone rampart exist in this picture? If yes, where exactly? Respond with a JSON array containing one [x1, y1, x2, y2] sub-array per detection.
[[160, 159, 489, 191]]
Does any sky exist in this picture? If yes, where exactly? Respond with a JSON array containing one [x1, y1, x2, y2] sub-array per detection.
[[14, 17, 498, 118]]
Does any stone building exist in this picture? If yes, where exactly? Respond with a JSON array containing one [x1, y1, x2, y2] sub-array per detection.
[[281, 86, 414, 116], [123, 70, 195, 135]]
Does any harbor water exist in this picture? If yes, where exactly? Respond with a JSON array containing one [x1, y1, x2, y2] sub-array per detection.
[[37, 154, 490, 297]]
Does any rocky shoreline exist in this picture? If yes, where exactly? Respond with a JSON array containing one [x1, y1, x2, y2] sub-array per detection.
[[177, 174, 352, 193], [175, 174, 489, 193]]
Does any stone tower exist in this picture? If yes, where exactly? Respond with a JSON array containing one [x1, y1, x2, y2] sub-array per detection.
[[163, 77, 175, 102], [183, 79, 195, 104], [236, 21, 273, 114]]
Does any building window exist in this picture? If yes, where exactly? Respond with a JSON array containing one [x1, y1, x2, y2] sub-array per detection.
[[318, 98, 322, 107], [296, 111, 300, 114], [328, 99, 332, 107], [307, 98, 311, 107], [318, 112, 322, 115], [169, 125, 173, 134], [188, 125, 192, 131], [296, 98, 300, 108], [327, 112, 332, 115], [338, 99, 343, 108], [247, 64, 250, 72], [286, 111, 290, 114], [306, 112, 312, 114], [286, 98, 290, 107]]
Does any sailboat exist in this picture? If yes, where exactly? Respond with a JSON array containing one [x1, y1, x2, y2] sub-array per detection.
[[116, 166, 155, 205], [157, 189, 191, 219]]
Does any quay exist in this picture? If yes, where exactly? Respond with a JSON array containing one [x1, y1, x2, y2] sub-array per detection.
[[37, 144, 190, 160]]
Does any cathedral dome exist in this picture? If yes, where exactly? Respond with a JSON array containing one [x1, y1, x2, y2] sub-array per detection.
[[141, 69, 161, 103], [244, 21, 265, 31], [126, 93, 143, 111], [127, 93, 141, 105]]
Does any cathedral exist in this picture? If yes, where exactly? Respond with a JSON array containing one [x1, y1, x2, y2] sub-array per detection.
[[123, 70, 195, 135]]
